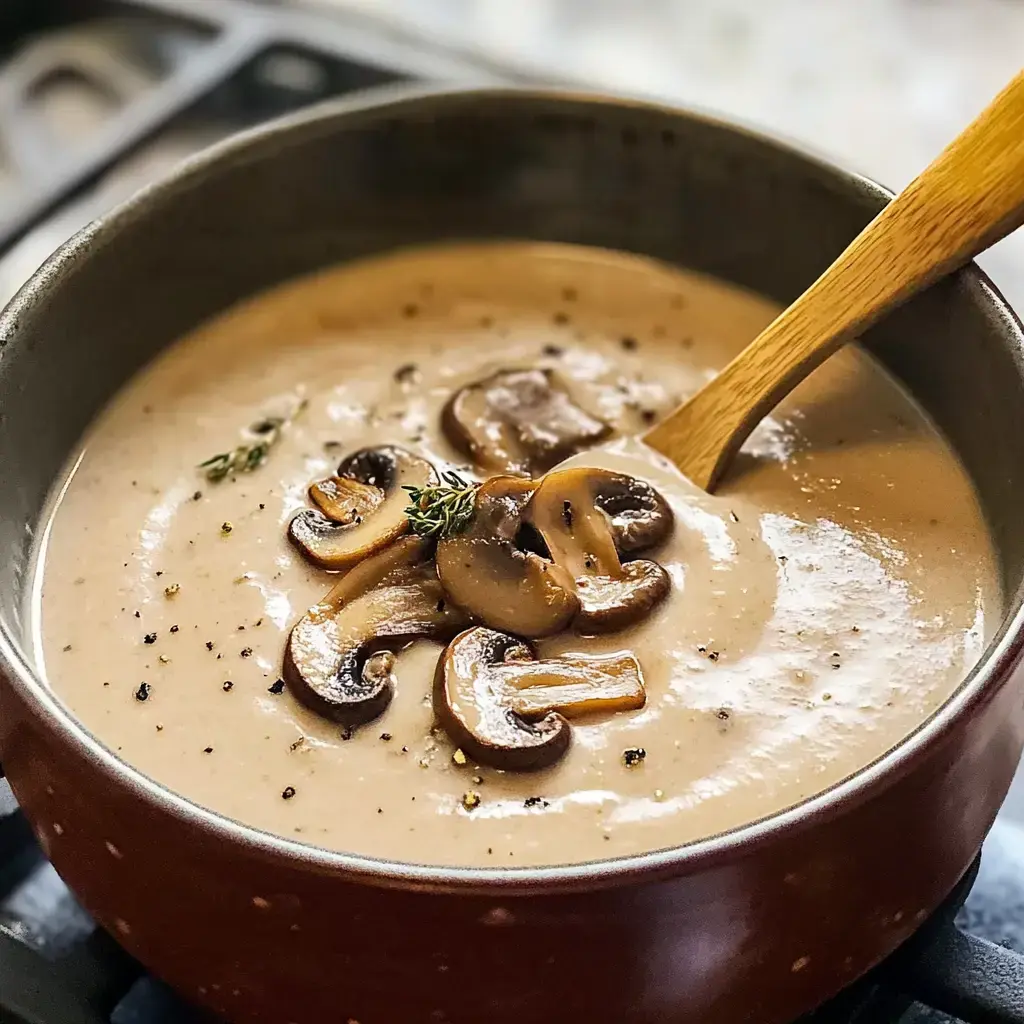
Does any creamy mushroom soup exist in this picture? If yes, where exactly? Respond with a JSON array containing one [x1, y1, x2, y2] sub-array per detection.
[[32, 242, 998, 867]]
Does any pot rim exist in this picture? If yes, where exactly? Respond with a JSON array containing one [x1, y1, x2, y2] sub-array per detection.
[[2, 82, 1023, 896]]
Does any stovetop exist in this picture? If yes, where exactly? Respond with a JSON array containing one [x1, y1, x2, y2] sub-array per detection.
[[0, 2, 1022, 1022]]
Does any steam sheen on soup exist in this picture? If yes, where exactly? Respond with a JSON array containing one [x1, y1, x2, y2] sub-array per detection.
[[32, 243, 998, 868]]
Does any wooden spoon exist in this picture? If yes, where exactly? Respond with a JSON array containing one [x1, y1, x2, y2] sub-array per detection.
[[644, 68, 1024, 492]]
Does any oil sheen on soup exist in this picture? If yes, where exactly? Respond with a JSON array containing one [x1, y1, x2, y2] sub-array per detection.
[[33, 242, 998, 868]]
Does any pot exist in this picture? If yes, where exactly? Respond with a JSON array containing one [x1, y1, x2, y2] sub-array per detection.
[[0, 86, 1022, 1024]]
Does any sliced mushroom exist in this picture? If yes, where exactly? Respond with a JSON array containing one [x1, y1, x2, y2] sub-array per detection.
[[289, 446, 436, 570], [442, 368, 611, 476], [435, 476, 579, 638], [285, 536, 470, 726], [594, 472, 674, 554], [526, 468, 671, 633], [434, 627, 646, 770]]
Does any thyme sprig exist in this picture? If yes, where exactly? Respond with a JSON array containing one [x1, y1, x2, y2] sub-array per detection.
[[404, 470, 479, 539], [199, 398, 308, 483]]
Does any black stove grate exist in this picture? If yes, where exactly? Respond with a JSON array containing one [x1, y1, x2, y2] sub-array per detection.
[[0, 2, 1022, 1021]]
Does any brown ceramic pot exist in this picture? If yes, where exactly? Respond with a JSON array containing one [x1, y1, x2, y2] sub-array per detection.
[[0, 87, 1022, 1024]]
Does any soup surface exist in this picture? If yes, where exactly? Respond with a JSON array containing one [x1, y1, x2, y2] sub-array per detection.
[[34, 242, 998, 867]]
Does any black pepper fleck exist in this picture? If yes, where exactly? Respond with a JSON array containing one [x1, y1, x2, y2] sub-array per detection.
[[640, 409, 657, 425], [524, 796, 550, 808], [622, 747, 646, 768], [259, 503, 265, 511], [542, 344, 564, 357], [394, 362, 419, 384], [170, 625, 179, 633], [143, 633, 157, 645], [562, 500, 573, 528], [380, 732, 392, 742], [268, 679, 285, 694], [240, 647, 253, 658], [402, 303, 419, 319], [192, 491, 202, 501], [62, 644, 72, 652], [203, 746, 213, 754], [281, 786, 296, 800], [134, 611, 141, 619], [134, 682, 151, 702], [553, 311, 570, 326], [206, 641, 215, 651], [340, 726, 354, 741], [620, 336, 638, 351], [222, 680, 234, 692]]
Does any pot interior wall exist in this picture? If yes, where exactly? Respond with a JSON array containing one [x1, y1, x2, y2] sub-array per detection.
[[1, 90, 1023, 664]]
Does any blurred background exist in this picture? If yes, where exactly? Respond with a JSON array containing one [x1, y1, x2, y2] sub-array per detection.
[[0, 1, 1022, 307], [314, 0, 1024, 304]]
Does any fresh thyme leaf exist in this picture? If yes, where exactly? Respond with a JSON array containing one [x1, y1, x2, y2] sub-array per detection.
[[404, 470, 479, 539], [199, 399, 306, 483]]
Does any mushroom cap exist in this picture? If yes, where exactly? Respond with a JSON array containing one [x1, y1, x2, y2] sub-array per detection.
[[436, 476, 579, 639], [442, 368, 611, 476], [434, 626, 646, 771], [574, 559, 670, 634], [285, 537, 469, 726], [592, 471, 674, 554], [525, 466, 673, 634], [288, 446, 436, 570]]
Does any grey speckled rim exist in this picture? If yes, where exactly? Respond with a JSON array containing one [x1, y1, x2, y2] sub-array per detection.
[[1, 82, 1023, 895]]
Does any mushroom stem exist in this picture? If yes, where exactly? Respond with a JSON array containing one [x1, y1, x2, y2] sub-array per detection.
[[502, 654, 646, 718], [310, 475, 384, 523], [312, 535, 429, 620]]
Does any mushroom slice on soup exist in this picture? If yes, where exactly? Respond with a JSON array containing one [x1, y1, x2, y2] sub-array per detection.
[[285, 536, 470, 727], [435, 476, 579, 639], [442, 368, 610, 476], [525, 467, 672, 634], [289, 446, 436, 570], [435, 627, 646, 770]]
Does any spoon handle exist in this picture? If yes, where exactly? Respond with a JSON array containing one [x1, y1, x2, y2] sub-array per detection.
[[644, 68, 1024, 492]]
